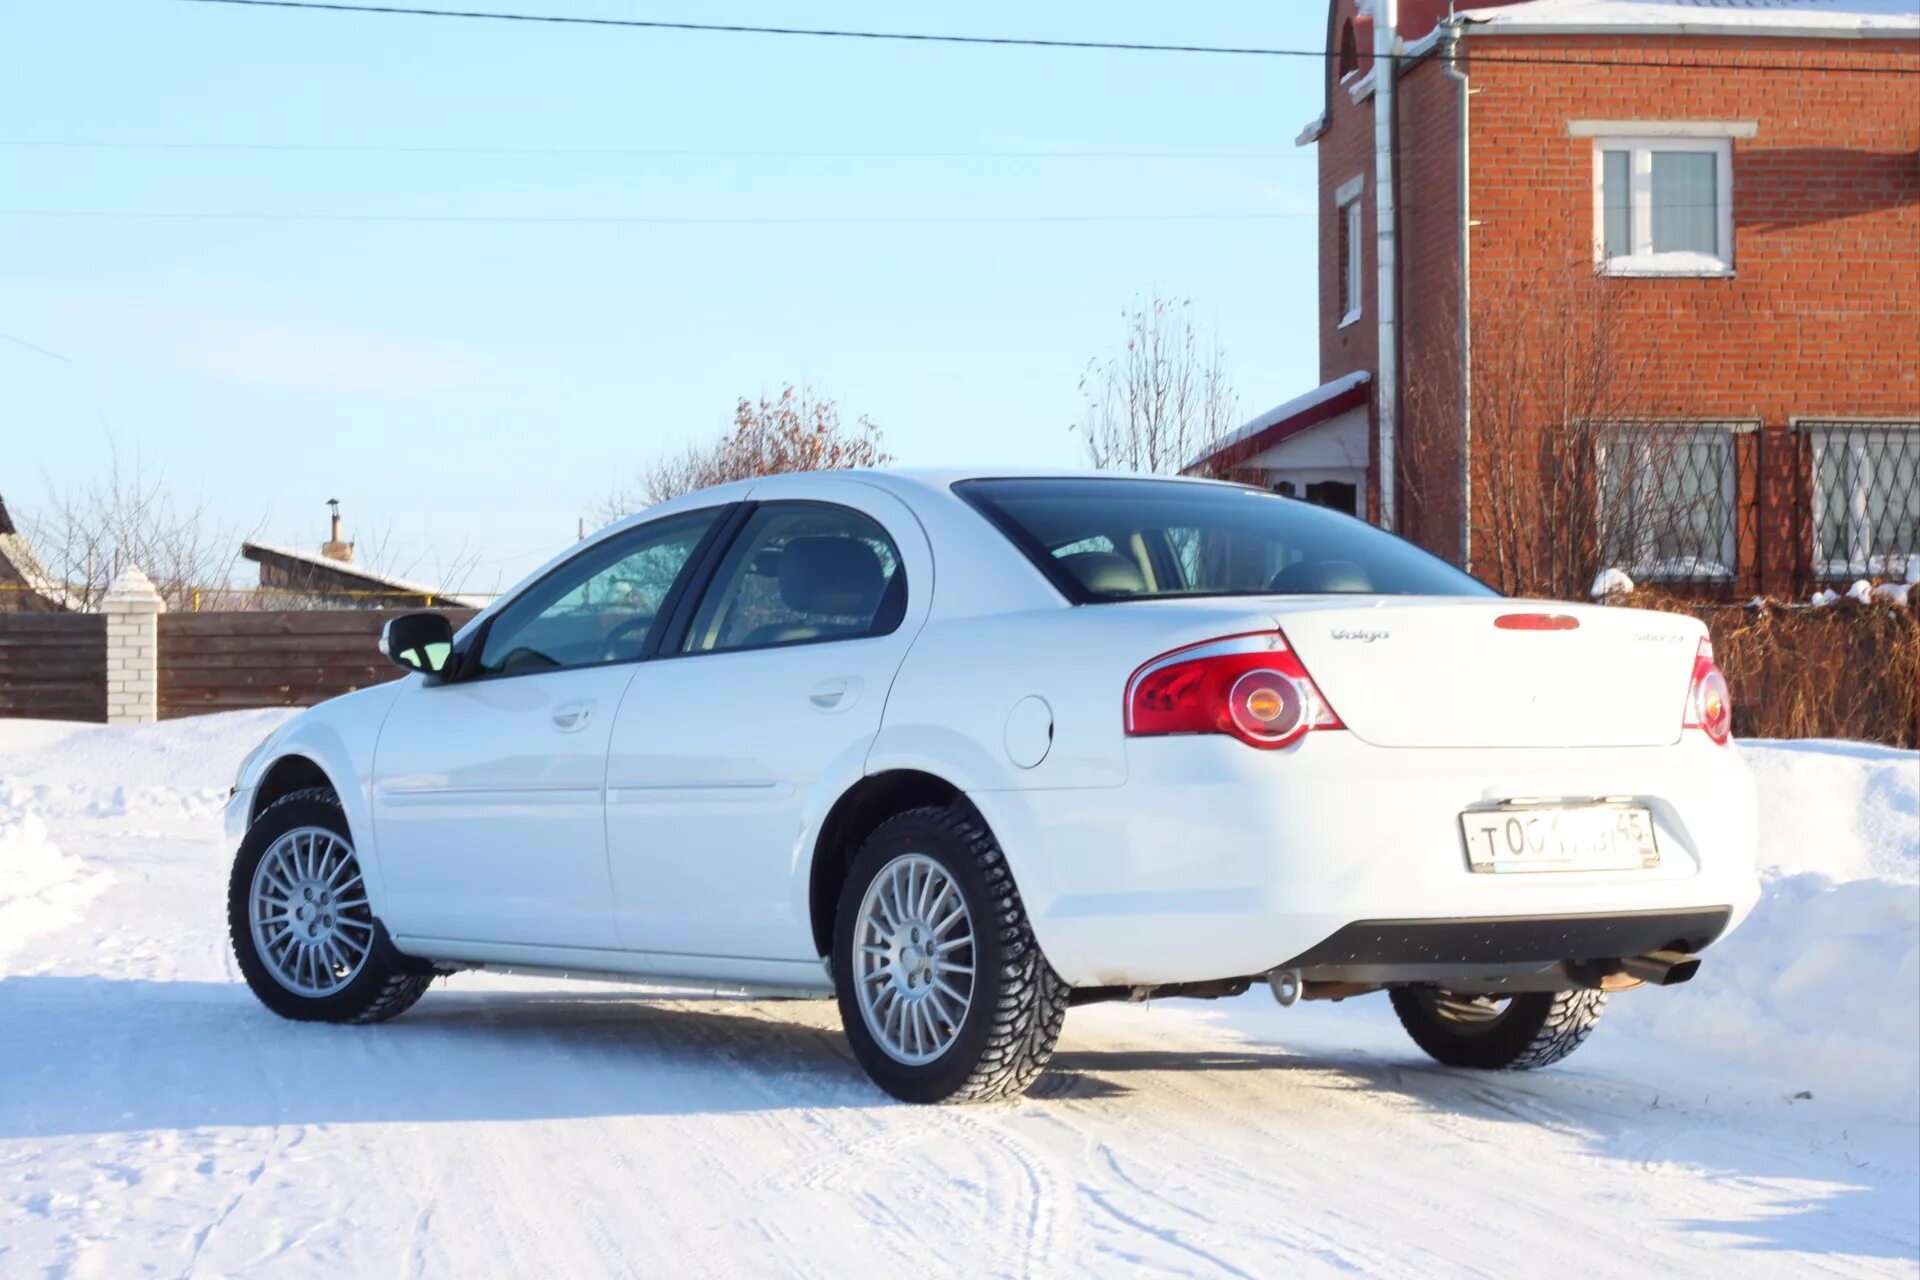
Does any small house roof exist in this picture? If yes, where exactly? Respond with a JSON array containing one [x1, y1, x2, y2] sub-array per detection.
[[242, 542, 490, 609], [1185, 372, 1373, 474]]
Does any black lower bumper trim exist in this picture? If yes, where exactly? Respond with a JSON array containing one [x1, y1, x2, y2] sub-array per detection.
[[1284, 907, 1733, 969]]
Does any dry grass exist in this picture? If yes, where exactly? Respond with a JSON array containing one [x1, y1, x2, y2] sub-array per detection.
[[1622, 592, 1920, 747]]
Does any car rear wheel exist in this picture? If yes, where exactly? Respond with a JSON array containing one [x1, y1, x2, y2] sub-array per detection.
[[832, 805, 1068, 1104], [227, 789, 432, 1025], [1389, 987, 1607, 1071]]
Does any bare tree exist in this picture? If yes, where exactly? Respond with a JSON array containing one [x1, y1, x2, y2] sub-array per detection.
[[352, 518, 486, 602], [1402, 265, 1720, 600], [596, 385, 888, 524], [1073, 293, 1240, 476], [21, 441, 262, 612]]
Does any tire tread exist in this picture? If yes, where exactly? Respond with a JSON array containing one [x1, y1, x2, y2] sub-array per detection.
[[228, 788, 431, 1025], [845, 805, 1069, 1104], [1390, 987, 1607, 1071]]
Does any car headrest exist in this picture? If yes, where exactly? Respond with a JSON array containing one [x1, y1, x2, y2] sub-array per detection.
[[1058, 550, 1147, 595], [1269, 559, 1373, 593], [779, 536, 886, 617]]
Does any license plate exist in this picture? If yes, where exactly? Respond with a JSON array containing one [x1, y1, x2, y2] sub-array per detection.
[[1459, 804, 1659, 873]]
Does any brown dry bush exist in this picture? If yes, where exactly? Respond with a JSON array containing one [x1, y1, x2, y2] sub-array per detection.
[[1622, 591, 1920, 747], [597, 385, 887, 522]]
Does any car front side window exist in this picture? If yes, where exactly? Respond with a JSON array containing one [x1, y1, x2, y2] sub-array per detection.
[[682, 503, 904, 654], [474, 509, 721, 677]]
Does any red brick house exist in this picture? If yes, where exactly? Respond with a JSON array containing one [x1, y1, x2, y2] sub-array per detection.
[[1192, 0, 1919, 597]]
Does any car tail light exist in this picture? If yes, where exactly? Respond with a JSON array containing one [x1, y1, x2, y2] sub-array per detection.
[[1683, 637, 1733, 745], [1127, 631, 1342, 750]]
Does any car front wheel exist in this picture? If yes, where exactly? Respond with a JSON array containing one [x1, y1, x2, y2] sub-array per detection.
[[227, 789, 432, 1025], [832, 805, 1068, 1104]]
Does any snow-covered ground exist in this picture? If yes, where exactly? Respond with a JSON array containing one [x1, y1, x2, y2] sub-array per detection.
[[1, 713, 1914, 1278]]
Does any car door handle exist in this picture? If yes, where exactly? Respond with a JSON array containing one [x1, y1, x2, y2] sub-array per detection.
[[809, 677, 862, 712], [552, 699, 594, 732]]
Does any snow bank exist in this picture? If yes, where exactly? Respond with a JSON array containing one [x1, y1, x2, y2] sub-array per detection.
[[0, 712, 291, 972], [1613, 740, 1920, 1110], [0, 708, 291, 822], [0, 794, 103, 973]]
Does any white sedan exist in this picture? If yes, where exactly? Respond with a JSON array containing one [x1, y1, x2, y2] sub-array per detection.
[[225, 471, 1758, 1103]]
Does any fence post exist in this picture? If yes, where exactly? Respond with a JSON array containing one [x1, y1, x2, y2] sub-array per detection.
[[103, 566, 165, 725]]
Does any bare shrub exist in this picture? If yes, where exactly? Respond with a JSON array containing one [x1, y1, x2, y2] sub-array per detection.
[[1404, 265, 1729, 599], [21, 441, 261, 613], [598, 385, 888, 523], [1621, 591, 1920, 747], [1075, 293, 1239, 476]]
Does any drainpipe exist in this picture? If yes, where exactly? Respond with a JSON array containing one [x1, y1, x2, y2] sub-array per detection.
[[1372, 0, 1400, 532], [1443, 26, 1472, 569]]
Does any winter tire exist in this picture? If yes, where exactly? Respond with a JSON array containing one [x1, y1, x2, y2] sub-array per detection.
[[228, 788, 432, 1025], [832, 804, 1069, 1104], [1390, 987, 1607, 1071]]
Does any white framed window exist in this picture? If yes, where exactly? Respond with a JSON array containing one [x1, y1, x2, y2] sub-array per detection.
[[1591, 137, 1733, 276], [1596, 423, 1744, 581], [1335, 174, 1364, 327], [1805, 420, 1919, 580]]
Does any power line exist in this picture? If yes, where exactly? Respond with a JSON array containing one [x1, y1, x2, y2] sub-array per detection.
[[164, 0, 1393, 58], [0, 208, 1316, 225], [0, 139, 1304, 160], [0, 199, 1752, 227], [0, 332, 73, 363], [171, 0, 1920, 76]]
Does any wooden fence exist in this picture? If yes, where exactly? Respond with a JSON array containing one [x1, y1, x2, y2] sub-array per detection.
[[156, 609, 479, 720], [0, 613, 108, 721]]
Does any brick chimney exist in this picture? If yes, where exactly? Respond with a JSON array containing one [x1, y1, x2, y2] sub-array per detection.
[[321, 498, 354, 563]]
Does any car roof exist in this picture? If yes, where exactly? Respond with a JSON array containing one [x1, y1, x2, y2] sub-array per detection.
[[755, 467, 1246, 499]]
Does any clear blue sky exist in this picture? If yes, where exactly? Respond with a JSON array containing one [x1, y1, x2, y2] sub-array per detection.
[[1, 0, 1327, 593]]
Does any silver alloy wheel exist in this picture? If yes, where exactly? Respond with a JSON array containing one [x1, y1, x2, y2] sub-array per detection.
[[248, 826, 375, 998], [853, 852, 977, 1066]]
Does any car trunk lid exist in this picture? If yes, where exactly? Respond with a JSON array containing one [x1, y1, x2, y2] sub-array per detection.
[[1267, 598, 1703, 749]]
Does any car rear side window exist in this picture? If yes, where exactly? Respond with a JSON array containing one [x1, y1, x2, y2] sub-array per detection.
[[956, 477, 1495, 601], [682, 503, 905, 653]]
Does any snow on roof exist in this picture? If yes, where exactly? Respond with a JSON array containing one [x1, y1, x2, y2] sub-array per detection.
[[1456, 0, 1919, 37], [0, 531, 80, 610], [242, 542, 490, 608], [1185, 371, 1373, 471]]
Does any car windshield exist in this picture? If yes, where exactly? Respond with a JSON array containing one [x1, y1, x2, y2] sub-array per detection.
[[957, 477, 1496, 601]]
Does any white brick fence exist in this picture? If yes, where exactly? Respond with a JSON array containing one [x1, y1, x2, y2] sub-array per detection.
[[102, 566, 165, 725]]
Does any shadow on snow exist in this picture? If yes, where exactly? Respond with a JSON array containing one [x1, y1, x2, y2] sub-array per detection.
[[0, 974, 1909, 1261]]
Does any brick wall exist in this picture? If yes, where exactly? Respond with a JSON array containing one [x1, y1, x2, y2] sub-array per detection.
[[1313, 21, 1918, 591], [1318, 0, 1380, 391], [1461, 35, 1920, 593], [1317, 3, 1468, 551], [1396, 56, 1466, 562]]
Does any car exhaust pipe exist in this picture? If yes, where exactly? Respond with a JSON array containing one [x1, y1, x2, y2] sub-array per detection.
[[1617, 950, 1701, 987], [1268, 968, 1303, 1006]]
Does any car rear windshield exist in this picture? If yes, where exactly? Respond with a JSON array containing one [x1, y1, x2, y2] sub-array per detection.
[[956, 477, 1496, 602]]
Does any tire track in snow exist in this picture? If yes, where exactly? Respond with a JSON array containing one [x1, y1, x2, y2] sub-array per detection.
[[924, 1104, 1074, 1278], [175, 1126, 302, 1280], [1061, 1047, 1407, 1276]]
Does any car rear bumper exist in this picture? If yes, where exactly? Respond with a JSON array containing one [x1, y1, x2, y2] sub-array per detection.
[[967, 733, 1761, 988], [1285, 908, 1731, 970]]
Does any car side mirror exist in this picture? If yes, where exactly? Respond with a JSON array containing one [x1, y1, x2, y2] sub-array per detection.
[[380, 612, 456, 679]]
